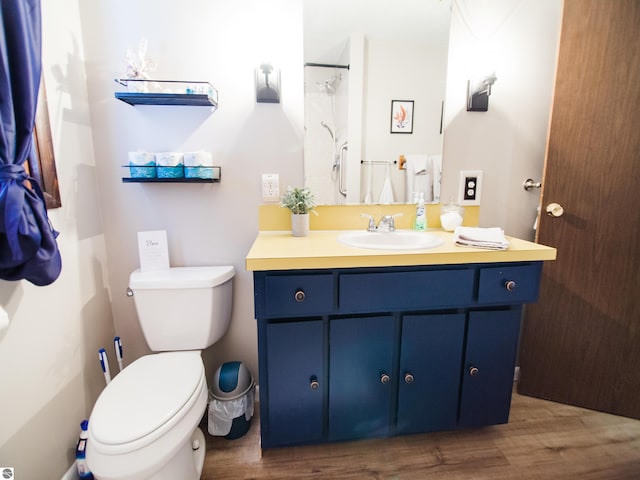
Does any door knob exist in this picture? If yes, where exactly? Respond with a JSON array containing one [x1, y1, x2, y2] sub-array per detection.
[[469, 367, 479, 376], [545, 203, 564, 218], [380, 373, 391, 384], [294, 290, 306, 302], [309, 376, 319, 390], [404, 372, 414, 384]]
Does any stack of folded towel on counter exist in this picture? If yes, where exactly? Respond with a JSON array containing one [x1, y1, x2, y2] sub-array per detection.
[[453, 226, 509, 250]]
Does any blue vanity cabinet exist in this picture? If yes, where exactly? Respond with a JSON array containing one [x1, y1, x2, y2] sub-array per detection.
[[263, 320, 324, 447], [253, 261, 542, 448], [396, 313, 466, 435], [458, 309, 523, 427], [329, 316, 395, 441]]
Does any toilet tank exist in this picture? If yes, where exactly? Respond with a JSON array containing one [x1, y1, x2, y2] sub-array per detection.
[[129, 266, 235, 351]]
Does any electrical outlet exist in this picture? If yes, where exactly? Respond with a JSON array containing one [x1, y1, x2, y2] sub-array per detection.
[[261, 174, 280, 202], [459, 170, 482, 205]]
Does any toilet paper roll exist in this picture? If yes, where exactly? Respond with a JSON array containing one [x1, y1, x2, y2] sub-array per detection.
[[183, 151, 213, 167], [128, 151, 156, 178], [155, 152, 184, 166], [128, 151, 155, 166]]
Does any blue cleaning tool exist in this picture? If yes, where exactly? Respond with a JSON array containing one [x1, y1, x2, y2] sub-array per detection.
[[114, 336, 124, 372], [99, 348, 111, 385]]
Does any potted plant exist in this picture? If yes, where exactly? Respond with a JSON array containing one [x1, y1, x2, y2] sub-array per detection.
[[281, 186, 317, 237]]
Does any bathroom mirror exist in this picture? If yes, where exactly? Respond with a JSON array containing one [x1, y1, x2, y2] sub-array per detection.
[[303, 0, 451, 205]]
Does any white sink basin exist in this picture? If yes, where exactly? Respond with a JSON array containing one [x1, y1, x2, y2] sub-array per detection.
[[337, 230, 443, 251]]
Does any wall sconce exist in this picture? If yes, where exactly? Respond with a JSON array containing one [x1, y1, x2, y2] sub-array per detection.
[[467, 73, 497, 112], [256, 62, 280, 104]]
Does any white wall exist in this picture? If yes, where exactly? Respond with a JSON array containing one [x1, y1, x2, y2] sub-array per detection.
[[441, 0, 562, 239], [78, 0, 304, 381], [0, 0, 114, 478]]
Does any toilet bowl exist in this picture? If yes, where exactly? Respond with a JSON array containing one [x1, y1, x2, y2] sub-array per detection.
[[87, 266, 235, 480], [88, 351, 207, 480]]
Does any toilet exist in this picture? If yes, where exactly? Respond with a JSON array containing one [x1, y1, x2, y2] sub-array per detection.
[[87, 265, 235, 480]]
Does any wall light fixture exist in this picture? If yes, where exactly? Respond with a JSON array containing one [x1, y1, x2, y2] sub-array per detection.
[[467, 73, 497, 112], [256, 62, 280, 104]]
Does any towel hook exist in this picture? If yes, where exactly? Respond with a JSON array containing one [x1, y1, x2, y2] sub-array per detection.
[[523, 178, 542, 191]]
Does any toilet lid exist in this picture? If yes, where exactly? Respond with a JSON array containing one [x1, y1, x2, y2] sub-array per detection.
[[90, 351, 204, 446]]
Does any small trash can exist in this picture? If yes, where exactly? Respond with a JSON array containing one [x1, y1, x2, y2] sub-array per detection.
[[208, 361, 255, 439]]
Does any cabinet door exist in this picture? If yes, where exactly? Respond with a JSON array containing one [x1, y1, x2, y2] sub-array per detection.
[[266, 320, 324, 446], [397, 314, 465, 435], [459, 309, 521, 427], [329, 316, 395, 441]]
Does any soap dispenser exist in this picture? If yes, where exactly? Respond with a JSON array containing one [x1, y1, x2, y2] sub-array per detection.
[[414, 192, 426, 231]]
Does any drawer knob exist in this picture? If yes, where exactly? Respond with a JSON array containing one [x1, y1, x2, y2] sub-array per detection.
[[505, 280, 517, 292], [404, 372, 414, 384], [309, 376, 319, 390], [294, 290, 306, 302], [469, 366, 479, 377], [380, 373, 391, 385]]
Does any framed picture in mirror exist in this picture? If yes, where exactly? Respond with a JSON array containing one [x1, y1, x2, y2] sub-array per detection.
[[390, 100, 414, 134]]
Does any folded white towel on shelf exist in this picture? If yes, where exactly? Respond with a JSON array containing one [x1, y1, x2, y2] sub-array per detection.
[[453, 226, 509, 250]]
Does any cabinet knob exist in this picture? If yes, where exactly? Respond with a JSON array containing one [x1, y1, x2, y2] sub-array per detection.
[[294, 290, 306, 303], [309, 376, 319, 390], [380, 373, 391, 385], [505, 280, 517, 292], [404, 373, 414, 384], [469, 366, 479, 377]]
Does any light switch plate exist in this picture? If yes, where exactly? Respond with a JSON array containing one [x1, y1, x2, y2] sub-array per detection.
[[262, 174, 280, 202], [459, 170, 482, 205]]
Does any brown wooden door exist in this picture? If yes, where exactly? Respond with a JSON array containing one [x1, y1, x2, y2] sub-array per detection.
[[517, 0, 640, 419]]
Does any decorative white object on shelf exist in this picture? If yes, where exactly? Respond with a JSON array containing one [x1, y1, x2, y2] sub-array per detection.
[[124, 38, 156, 92]]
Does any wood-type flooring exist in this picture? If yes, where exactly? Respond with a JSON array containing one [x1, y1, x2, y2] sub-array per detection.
[[202, 390, 640, 479]]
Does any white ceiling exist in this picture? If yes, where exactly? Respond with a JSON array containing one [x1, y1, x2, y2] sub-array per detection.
[[303, 0, 453, 64]]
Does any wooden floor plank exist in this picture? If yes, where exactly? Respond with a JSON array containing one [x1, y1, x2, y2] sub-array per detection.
[[201, 391, 640, 479]]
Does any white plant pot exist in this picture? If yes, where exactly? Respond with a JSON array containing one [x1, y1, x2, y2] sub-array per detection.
[[291, 213, 310, 237]]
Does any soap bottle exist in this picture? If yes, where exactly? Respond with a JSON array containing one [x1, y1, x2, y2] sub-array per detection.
[[76, 420, 94, 479], [414, 192, 426, 231]]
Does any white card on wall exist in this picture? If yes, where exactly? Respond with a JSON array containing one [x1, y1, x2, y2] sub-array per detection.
[[137, 230, 170, 271]]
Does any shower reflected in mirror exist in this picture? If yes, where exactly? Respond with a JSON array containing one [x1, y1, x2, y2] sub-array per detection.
[[304, 65, 349, 204]]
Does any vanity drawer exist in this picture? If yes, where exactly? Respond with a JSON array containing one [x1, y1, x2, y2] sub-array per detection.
[[339, 269, 475, 313], [477, 263, 542, 305], [264, 274, 334, 317]]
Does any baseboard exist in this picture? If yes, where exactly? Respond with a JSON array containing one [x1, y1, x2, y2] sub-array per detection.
[[60, 464, 77, 480]]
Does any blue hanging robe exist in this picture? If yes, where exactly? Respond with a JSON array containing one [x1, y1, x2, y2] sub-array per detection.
[[0, 0, 61, 286]]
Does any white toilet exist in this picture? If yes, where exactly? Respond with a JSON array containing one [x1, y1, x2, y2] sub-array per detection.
[[87, 266, 235, 480]]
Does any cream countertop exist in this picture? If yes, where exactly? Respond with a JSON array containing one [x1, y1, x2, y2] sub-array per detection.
[[245, 230, 557, 271]]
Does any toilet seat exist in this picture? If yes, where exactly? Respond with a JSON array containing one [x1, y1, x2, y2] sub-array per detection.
[[89, 351, 205, 454]]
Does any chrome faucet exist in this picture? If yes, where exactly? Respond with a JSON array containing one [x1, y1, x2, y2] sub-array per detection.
[[361, 213, 402, 232], [377, 215, 397, 232], [361, 214, 377, 232]]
